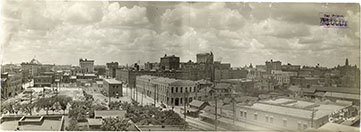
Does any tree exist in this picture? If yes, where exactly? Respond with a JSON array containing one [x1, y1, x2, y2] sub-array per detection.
[[35, 96, 55, 115], [53, 95, 72, 114], [109, 101, 122, 110], [19, 102, 35, 115], [65, 118, 82, 131], [101, 117, 131, 131], [68, 100, 89, 121], [1, 98, 18, 114]]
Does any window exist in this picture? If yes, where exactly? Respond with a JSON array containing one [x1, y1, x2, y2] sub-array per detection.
[[254, 113, 258, 120], [180, 87, 183, 93], [176, 87, 178, 93], [265, 116, 269, 122], [283, 119, 287, 127], [297, 122, 302, 130], [185, 87, 188, 92], [244, 111, 247, 118], [270, 117, 273, 123], [171, 87, 174, 93], [303, 124, 307, 130], [240, 111, 243, 117]]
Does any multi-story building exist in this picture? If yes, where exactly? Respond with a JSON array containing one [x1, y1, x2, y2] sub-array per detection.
[[21, 58, 42, 79], [103, 79, 123, 97], [79, 58, 94, 73], [271, 70, 298, 85], [160, 54, 180, 70], [106, 62, 119, 78], [33, 75, 53, 87], [266, 60, 282, 73], [237, 98, 353, 131], [281, 64, 301, 72], [136, 75, 199, 106], [196, 52, 214, 64], [94, 65, 106, 76], [144, 62, 159, 71], [1, 72, 23, 99]]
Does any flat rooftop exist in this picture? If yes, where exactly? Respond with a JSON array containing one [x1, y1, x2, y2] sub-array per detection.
[[103, 79, 122, 84], [0, 116, 64, 131], [244, 98, 348, 120]]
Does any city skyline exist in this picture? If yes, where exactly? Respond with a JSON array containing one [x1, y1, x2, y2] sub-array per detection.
[[1, 1, 360, 67]]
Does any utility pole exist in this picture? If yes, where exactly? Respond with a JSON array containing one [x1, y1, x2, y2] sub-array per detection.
[[142, 81, 144, 105], [311, 108, 315, 128], [232, 96, 235, 124], [184, 91, 187, 119], [215, 95, 218, 131], [153, 84, 156, 106]]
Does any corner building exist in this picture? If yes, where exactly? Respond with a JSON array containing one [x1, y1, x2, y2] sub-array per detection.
[[136, 75, 198, 106]]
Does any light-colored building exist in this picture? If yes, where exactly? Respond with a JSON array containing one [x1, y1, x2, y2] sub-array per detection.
[[271, 70, 297, 85], [79, 58, 94, 73], [103, 78, 122, 97], [136, 75, 198, 106], [237, 98, 352, 131]]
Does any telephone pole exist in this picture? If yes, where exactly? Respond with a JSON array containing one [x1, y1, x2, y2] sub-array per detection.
[[215, 95, 218, 131], [311, 108, 315, 128]]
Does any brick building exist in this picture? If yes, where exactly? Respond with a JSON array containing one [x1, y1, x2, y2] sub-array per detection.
[[103, 79, 122, 97], [1, 72, 23, 99]]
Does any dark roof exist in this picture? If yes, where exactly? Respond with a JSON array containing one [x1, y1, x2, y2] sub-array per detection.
[[312, 86, 360, 94], [303, 88, 316, 93], [214, 83, 232, 89]]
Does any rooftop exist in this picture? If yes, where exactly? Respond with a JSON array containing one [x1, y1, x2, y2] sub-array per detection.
[[94, 110, 126, 118], [103, 79, 122, 84], [0, 116, 64, 131], [324, 92, 360, 100], [243, 98, 348, 120]]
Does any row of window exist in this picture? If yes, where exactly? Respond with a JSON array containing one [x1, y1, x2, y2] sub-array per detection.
[[239, 110, 307, 130], [112, 85, 120, 89], [171, 87, 196, 93], [35, 79, 51, 82]]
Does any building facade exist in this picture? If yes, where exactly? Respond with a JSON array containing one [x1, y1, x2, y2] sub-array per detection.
[[79, 59, 94, 73], [1, 72, 23, 99], [237, 98, 351, 131], [103, 79, 122, 97], [266, 60, 282, 73], [106, 62, 119, 78], [33, 75, 53, 87], [160, 54, 180, 70], [136, 75, 199, 106]]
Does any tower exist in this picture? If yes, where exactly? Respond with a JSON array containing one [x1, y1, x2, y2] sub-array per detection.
[[345, 58, 349, 66]]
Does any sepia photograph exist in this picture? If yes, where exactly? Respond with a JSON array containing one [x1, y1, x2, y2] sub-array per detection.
[[0, 0, 360, 131]]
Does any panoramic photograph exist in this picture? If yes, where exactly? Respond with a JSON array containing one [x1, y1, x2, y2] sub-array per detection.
[[0, 1, 360, 131]]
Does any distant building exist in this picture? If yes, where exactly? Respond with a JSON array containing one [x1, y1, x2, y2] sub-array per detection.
[[196, 52, 214, 64], [144, 62, 159, 71], [1, 72, 23, 99], [271, 70, 298, 85], [136, 75, 199, 106], [160, 54, 180, 70], [21, 58, 42, 79], [103, 78, 122, 97], [266, 60, 282, 73], [94, 65, 106, 76], [281, 64, 301, 72], [33, 75, 53, 87], [79, 58, 94, 73], [106, 62, 118, 78]]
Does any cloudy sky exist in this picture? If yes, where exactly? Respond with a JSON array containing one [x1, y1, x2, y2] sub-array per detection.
[[1, 1, 360, 67]]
